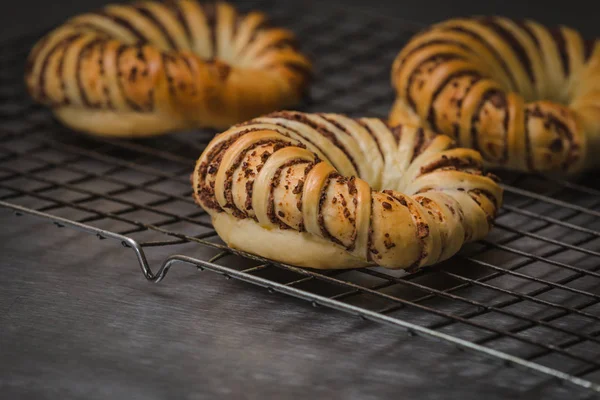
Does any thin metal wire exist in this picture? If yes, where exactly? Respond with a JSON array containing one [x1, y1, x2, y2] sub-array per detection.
[[0, 183, 219, 245], [502, 185, 600, 218], [481, 238, 600, 278], [493, 222, 600, 258], [42, 137, 193, 185], [379, 220, 600, 321], [358, 268, 600, 345], [0, 165, 209, 227], [0, 147, 196, 204], [502, 205, 600, 237], [1, 3, 600, 393]]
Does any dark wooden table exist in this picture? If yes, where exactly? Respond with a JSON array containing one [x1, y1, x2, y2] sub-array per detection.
[[0, 1, 597, 399]]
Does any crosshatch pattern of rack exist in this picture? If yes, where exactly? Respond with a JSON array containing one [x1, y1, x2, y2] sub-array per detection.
[[1, 0, 599, 394]]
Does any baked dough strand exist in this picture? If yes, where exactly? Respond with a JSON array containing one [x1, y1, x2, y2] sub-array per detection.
[[192, 111, 503, 270], [25, 0, 312, 137], [390, 17, 600, 174]]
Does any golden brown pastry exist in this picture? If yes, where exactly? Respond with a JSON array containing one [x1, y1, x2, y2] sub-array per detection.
[[390, 17, 600, 174], [192, 111, 503, 270], [24, 0, 312, 137]]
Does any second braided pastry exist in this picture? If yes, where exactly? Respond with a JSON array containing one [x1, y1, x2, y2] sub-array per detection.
[[192, 111, 503, 270], [390, 17, 600, 175]]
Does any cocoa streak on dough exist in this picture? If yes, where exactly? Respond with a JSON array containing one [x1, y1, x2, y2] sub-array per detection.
[[343, 175, 359, 251], [265, 120, 324, 157], [346, 176, 359, 249], [247, 18, 270, 42], [38, 33, 82, 103], [162, 53, 178, 95], [417, 196, 445, 253], [222, 139, 288, 218], [267, 158, 308, 229], [395, 39, 471, 71], [232, 15, 243, 38], [385, 191, 429, 270], [420, 155, 480, 175], [500, 94, 509, 163], [317, 114, 351, 136], [583, 38, 597, 62], [356, 119, 385, 160], [56, 36, 72, 105], [133, 5, 179, 50], [293, 179, 304, 195], [405, 54, 454, 111], [478, 17, 535, 82], [451, 75, 481, 143], [317, 173, 345, 247], [446, 203, 456, 215], [256, 37, 300, 58], [200, 2, 218, 59], [549, 28, 570, 76], [516, 20, 540, 49], [295, 162, 317, 224], [470, 90, 506, 160], [470, 187, 499, 211], [97, 41, 114, 109], [427, 70, 480, 133], [93, 10, 147, 44], [468, 190, 494, 226], [347, 176, 357, 195], [390, 125, 402, 144], [526, 105, 578, 170], [280, 61, 314, 83], [269, 111, 360, 174], [164, 0, 193, 44], [445, 25, 518, 89], [76, 38, 104, 107], [411, 128, 427, 161], [116, 46, 145, 111], [366, 191, 376, 262], [197, 130, 263, 211], [547, 115, 579, 170], [244, 180, 254, 211], [127, 65, 139, 83], [383, 236, 396, 249]]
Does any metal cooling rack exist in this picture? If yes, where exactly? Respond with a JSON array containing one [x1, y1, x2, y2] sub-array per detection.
[[1, 0, 599, 394]]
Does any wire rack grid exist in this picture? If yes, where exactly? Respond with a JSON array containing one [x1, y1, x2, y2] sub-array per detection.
[[1, 0, 599, 394]]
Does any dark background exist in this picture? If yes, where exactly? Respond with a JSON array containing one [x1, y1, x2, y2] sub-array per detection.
[[1, 0, 599, 41], [0, 1, 598, 399]]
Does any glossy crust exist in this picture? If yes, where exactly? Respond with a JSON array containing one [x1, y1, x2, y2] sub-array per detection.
[[24, 0, 312, 137], [390, 17, 600, 174], [192, 111, 503, 270]]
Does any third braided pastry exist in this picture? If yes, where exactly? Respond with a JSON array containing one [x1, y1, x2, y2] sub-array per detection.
[[390, 17, 600, 174]]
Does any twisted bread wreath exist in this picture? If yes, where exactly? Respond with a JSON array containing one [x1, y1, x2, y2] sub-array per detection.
[[390, 17, 600, 174], [192, 111, 503, 270], [24, 0, 312, 137]]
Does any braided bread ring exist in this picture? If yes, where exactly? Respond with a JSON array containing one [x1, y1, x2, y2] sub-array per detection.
[[192, 111, 503, 270], [25, 0, 312, 137], [390, 17, 600, 175]]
